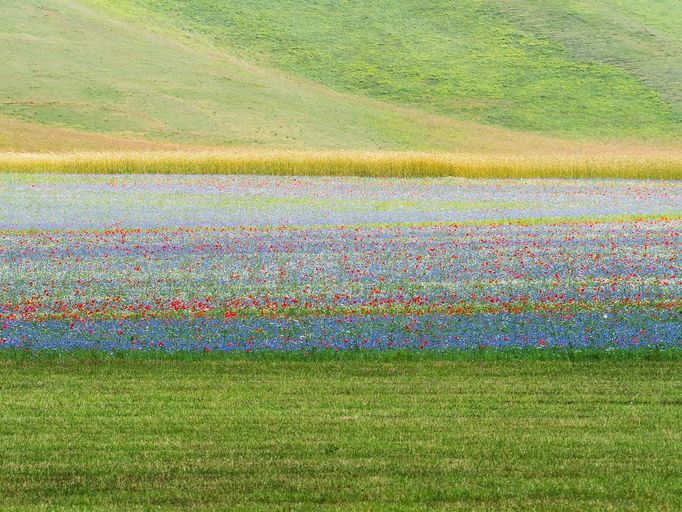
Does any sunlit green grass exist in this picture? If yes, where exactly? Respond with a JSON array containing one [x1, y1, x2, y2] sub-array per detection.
[[0, 0, 588, 153], [2, 0, 682, 153], [1, 351, 680, 511], [87, 0, 682, 138]]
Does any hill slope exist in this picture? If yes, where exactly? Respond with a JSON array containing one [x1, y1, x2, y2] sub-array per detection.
[[1, 0, 681, 152], [91, 0, 682, 138]]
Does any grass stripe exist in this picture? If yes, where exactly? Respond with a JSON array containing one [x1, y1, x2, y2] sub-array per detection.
[[1, 355, 680, 510], [2, 151, 682, 179]]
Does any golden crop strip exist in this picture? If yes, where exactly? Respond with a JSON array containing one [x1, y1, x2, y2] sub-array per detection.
[[1, 151, 682, 179]]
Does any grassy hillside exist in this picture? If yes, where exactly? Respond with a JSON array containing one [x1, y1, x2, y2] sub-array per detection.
[[86, 0, 682, 138], [0, 0, 577, 153], [1, 0, 681, 152], [0, 117, 179, 152], [500, 1, 682, 117]]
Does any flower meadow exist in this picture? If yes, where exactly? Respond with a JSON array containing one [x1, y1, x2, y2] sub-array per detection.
[[0, 174, 680, 352]]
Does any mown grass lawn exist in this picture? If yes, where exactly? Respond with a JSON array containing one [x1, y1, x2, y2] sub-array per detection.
[[0, 352, 680, 511]]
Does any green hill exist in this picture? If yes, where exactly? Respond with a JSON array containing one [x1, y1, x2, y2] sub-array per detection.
[[1, 0, 681, 152]]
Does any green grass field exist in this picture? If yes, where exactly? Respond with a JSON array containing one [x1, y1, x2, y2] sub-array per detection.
[[89, 0, 682, 138], [1, 0, 681, 153], [2, 3, 681, 510], [0, 0, 566, 153], [1, 351, 680, 511]]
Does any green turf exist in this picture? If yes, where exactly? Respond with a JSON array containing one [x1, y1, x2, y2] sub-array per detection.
[[86, 0, 682, 138], [1, 352, 680, 511]]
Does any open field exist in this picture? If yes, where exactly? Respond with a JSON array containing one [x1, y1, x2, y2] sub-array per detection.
[[2, 1, 681, 152], [89, 0, 682, 137], [2, 175, 677, 510], [3, 150, 682, 179], [2, 174, 680, 353], [1, 0, 606, 153], [1, 353, 681, 511], [4, 1, 682, 509]]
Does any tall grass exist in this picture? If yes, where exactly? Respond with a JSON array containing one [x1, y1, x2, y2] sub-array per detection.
[[1, 150, 682, 179]]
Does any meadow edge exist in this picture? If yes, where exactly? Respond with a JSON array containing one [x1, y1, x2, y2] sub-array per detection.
[[3, 151, 682, 179]]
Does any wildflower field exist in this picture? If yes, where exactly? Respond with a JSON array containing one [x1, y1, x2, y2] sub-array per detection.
[[1, 173, 680, 354], [3, 0, 682, 507], [1, 172, 681, 510]]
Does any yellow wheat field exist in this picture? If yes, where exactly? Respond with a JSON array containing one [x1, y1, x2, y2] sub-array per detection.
[[1, 150, 681, 179]]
